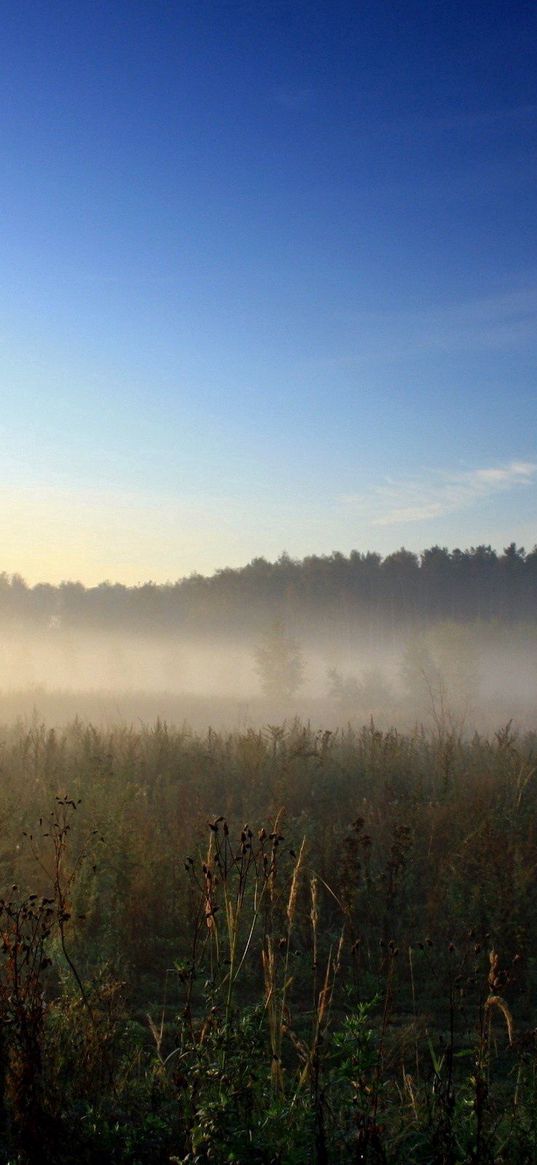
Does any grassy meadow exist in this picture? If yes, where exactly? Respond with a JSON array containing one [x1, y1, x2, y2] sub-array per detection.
[[0, 714, 535, 1162]]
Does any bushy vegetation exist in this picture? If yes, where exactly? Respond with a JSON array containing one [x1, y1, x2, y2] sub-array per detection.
[[0, 715, 536, 1162]]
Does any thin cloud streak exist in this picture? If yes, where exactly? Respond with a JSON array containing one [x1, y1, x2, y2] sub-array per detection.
[[295, 286, 537, 377], [342, 461, 537, 528], [350, 288, 537, 361], [382, 103, 537, 139], [272, 84, 315, 111]]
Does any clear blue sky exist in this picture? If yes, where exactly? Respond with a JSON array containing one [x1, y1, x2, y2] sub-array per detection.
[[1, 0, 536, 583]]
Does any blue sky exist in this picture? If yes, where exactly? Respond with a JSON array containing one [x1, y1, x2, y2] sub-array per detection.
[[1, 0, 536, 583]]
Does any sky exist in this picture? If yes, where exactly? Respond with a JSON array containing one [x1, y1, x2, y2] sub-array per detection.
[[1, 0, 536, 584]]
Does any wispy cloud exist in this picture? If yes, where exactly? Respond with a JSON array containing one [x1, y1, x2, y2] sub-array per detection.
[[296, 286, 537, 377], [342, 460, 537, 527], [384, 103, 537, 139], [434, 103, 537, 134], [272, 84, 315, 111], [351, 288, 537, 361]]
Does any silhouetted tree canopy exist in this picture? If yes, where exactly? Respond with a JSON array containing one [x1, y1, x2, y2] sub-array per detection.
[[0, 543, 535, 639]]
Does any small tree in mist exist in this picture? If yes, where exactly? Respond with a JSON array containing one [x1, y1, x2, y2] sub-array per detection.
[[254, 620, 304, 701], [328, 666, 394, 716], [327, 667, 361, 712], [401, 622, 479, 732]]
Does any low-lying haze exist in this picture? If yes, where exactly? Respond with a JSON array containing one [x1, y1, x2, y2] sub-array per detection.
[[0, 616, 534, 735]]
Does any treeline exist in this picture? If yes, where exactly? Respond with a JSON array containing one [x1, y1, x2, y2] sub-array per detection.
[[1, 541, 537, 638]]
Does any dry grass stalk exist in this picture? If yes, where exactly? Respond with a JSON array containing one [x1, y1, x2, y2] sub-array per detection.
[[286, 837, 306, 926], [484, 994, 514, 1045]]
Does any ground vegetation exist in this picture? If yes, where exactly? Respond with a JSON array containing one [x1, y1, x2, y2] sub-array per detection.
[[0, 716, 535, 1160]]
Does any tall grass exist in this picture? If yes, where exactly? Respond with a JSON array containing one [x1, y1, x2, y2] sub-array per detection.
[[0, 716, 535, 1160]]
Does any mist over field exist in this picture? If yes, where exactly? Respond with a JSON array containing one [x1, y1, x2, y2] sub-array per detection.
[[0, 544, 535, 731]]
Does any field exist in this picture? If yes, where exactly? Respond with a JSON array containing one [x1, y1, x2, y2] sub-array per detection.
[[0, 714, 536, 1162]]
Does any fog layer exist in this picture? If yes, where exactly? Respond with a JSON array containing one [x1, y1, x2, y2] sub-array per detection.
[[0, 547, 534, 729], [0, 621, 534, 733]]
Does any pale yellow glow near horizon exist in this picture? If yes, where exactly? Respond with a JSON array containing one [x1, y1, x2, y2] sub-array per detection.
[[1, 482, 377, 587], [1, 481, 534, 588], [0, 484, 250, 586]]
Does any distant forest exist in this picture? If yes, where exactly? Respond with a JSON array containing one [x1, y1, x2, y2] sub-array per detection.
[[1, 542, 536, 639]]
